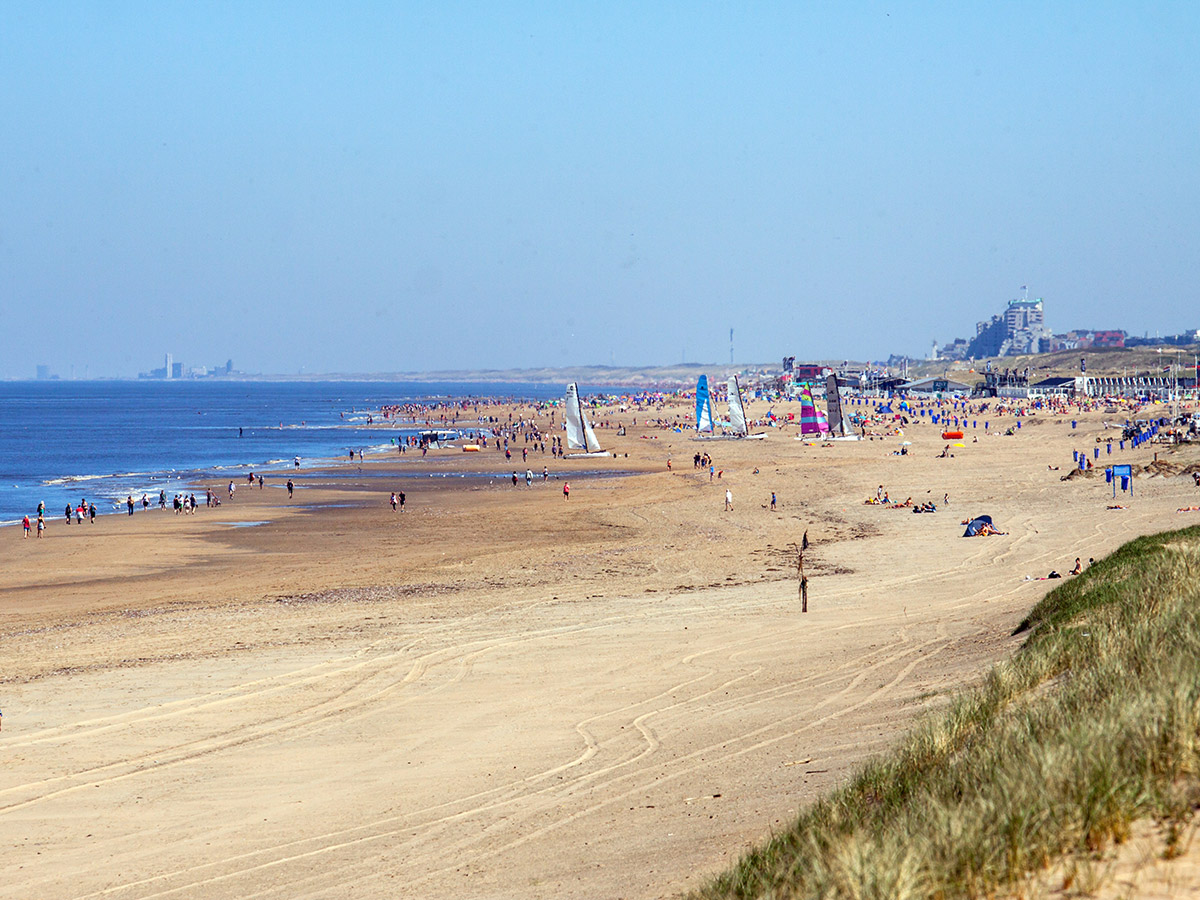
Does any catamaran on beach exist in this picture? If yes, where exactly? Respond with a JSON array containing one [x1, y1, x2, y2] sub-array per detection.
[[563, 382, 608, 457]]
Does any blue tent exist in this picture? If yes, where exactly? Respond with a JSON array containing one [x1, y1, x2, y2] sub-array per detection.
[[962, 515, 994, 537]]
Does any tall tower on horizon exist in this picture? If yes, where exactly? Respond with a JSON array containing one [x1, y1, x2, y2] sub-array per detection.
[[164, 352, 174, 379]]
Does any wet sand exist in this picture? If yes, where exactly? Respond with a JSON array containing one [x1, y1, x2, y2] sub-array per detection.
[[3, 397, 1199, 899]]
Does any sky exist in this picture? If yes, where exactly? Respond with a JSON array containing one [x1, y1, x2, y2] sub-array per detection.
[[2, 3, 1198, 379]]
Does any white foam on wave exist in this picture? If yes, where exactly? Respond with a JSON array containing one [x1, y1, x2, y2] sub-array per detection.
[[44, 469, 165, 486]]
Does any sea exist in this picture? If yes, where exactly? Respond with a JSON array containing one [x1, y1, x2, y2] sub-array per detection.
[[0, 380, 580, 526]]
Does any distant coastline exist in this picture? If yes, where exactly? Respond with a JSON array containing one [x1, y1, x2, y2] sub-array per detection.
[[13, 363, 788, 390]]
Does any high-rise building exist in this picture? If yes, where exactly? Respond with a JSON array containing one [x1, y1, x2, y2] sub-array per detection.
[[966, 298, 1051, 357], [164, 353, 174, 379]]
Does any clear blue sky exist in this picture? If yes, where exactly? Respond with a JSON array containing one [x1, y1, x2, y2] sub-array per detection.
[[2, 3, 1197, 378]]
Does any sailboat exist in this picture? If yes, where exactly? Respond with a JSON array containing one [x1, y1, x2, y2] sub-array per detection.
[[794, 386, 831, 441], [823, 373, 861, 441], [727, 375, 765, 439], [563, 383, 608, 457], [695, 375, 715, 435]]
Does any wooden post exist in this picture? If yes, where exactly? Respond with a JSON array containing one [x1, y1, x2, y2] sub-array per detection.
[[797, 547, 808, 613]]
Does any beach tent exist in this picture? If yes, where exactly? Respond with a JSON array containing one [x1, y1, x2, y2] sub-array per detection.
[[962, 515, 994, 537]]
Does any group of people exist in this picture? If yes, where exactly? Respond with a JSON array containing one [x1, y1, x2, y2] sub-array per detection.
[[23, 497, 97, 537]]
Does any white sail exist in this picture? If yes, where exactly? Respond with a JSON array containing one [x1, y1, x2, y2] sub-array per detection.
[[727, 376, 748, 436], [581, 406, 602, 453], [564, 383, 586, 449], [564, 382, 604, 454]]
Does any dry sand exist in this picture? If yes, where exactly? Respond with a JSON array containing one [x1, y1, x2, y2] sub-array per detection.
[[3, 397, 1200, 899]]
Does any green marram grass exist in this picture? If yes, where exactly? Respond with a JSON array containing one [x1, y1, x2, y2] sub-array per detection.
[[692, 525, 1200, 900]]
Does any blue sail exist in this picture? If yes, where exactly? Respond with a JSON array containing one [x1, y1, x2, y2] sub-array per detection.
[[695, 375, 714, 432]]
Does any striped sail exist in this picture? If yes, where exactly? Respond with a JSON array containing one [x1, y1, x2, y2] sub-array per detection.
[[799, 387, 830, 435]]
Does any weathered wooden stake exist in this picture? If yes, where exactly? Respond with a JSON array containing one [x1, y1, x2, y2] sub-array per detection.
[[797, 547, 808, 613]]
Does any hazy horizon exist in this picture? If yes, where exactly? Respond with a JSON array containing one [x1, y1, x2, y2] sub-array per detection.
[[4, 5, 1198, 379]]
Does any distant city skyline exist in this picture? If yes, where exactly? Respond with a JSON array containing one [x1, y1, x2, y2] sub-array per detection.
[[4, 5, 1198, 379]]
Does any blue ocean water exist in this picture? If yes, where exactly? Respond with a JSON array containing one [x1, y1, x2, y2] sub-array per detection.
[[0, 380, 573, 525]]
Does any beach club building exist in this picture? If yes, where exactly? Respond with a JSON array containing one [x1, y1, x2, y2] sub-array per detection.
[[899, 377, 973, 396]]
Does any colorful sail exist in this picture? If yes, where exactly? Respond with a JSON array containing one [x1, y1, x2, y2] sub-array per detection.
[[695, 375, 715, 433], [799, 387, 830, 435]]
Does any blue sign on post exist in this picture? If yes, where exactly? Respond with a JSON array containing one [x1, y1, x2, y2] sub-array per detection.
[[1111, 464, 1133, 498]]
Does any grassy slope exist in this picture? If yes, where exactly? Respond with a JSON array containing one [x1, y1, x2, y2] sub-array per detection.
[[692, 526, 1200, 900]]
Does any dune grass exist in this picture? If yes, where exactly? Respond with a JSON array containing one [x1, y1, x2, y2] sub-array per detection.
[[692, 525, 1200, 900]]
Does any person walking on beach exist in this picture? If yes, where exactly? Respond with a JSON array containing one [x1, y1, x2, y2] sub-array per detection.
[[770, 492, 777, 511], [725, 489, 733, 511], [22, 515, 30, 537], [390, 492, 397, 512], [65, 504, 72, 525], [89, 503, 96, 523], [228, 481, 235, 500], [398, 491, 405, 511], [563, 482, 570, 500], [127, 496, 134, 516], [37, 515, 45, 537], [287, 479, 294, 498]]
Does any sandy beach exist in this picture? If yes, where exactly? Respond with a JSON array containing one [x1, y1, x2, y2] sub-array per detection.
[[4, 396, 1199, 899]]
